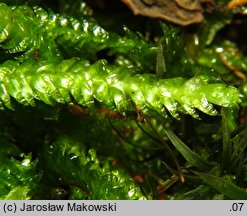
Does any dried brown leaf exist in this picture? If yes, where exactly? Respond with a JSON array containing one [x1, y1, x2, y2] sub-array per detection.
[[121, 0, 204, 25]]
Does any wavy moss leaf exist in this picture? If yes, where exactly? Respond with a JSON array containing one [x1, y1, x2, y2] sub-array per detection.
[[0, 135, 41, 199], [0, 4, 41, 53], [0, 3, 62, 63], [35, 7, 156, 70], [197, 172, 247, 200], [40, 135, 145, 200], [0, 3, 156, 70], [0, 59, 240, 118]]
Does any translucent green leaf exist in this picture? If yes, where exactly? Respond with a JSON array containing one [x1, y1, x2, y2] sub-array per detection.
[[0, 60, 240, 119], [176, 185, 211, 200], [2, 186, 31, 200], [0, 137, 41, 199], [197, 172, 247, 200], [164, 129, 213, 169], [40, 135, 145, 200]]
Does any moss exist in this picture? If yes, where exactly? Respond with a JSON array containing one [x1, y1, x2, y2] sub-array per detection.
[[0, 0, 246, 200]]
